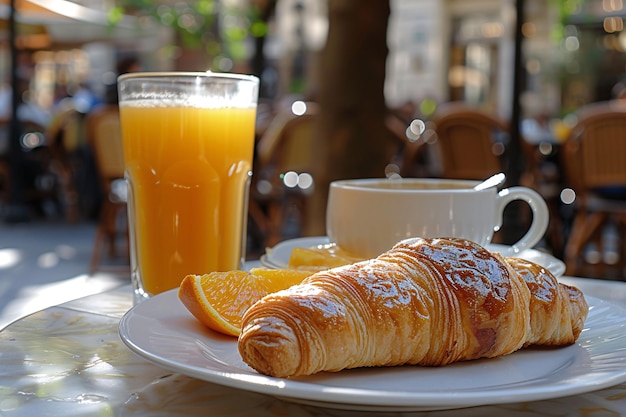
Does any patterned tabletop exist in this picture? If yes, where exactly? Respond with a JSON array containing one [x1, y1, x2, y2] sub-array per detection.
[[1, 277, 625, 416]]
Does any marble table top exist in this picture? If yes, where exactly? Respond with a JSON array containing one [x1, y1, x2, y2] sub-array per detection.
[[1, 277, 626, 416]]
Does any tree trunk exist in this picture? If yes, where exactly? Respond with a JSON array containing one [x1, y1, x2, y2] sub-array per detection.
[[308, 0, 395, 235]]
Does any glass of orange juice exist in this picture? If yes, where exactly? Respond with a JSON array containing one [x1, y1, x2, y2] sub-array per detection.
[[117, 72, 259, 303]]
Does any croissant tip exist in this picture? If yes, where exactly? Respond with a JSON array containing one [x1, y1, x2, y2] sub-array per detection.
[[239, 317, 302, 378]]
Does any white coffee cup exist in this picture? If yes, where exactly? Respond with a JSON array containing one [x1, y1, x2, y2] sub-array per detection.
[[326, 178, 549, 259]]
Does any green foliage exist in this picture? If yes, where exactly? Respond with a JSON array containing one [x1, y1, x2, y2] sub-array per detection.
[[548, 0, 583, 43], [107, 6, 126, 26], [115, 0, 267, 70]]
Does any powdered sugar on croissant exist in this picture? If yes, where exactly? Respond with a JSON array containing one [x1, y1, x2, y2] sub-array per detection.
[[238, 237, 588, 377]]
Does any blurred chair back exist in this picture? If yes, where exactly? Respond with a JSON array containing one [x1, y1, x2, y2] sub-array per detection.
[[562, 100, 626, 278], [564, 102, 626, 191], [431, 103, 508, 180], [252, 102, 321, 247], [90, 110, 125, 183], [85, 105, 129, 273]]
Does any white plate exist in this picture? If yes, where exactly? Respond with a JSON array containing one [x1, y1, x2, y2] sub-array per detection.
[[119, 290, 626, 412], [261, 236, 566, 277]]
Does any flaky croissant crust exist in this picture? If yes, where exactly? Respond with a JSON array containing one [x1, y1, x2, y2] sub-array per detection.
[[238, 238, 588, 378]]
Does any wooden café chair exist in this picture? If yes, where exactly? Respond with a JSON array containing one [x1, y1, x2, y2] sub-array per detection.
[[561, 100, 626, 278], [430, 102, 509, 180], [85, 105, 129, 273]]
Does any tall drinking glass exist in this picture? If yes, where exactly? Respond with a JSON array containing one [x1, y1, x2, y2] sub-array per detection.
[[117, 72, 259, 303]]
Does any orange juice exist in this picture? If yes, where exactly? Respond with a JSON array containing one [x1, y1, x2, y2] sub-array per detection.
[[120, 105, 256, 296]]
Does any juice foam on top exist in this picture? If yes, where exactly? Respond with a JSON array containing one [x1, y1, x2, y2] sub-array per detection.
[[119, 96, 256, 109]]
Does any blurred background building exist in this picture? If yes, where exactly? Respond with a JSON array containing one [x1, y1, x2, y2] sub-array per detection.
[[0, 0, 624, 280], [1, 0, 623, 119]]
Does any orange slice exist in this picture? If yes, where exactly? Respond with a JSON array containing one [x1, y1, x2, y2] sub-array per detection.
[[288, 245, 361, 269], [178, 268, 315, 337], [248, 267, 314, 291]]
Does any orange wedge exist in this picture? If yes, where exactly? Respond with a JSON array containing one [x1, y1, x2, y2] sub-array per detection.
[[178, 268, 315, 337], [248, 267, 314, 291], [288, 246, 361, 269]]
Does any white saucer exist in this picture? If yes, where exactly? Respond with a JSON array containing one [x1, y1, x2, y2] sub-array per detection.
[[261, 236, 566, 277]]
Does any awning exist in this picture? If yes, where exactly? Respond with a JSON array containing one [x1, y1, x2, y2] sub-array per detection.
[[0, 0, 135, 25], [0, 0, 154, 46]]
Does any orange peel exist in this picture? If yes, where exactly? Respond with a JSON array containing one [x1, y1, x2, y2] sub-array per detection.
[[178, 268, 314, 337]]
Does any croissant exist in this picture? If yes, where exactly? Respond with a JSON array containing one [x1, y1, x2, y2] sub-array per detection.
[[238, 237, 588, 378]]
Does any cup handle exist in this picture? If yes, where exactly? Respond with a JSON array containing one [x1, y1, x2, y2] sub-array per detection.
[[494, 186, 549, 255]]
